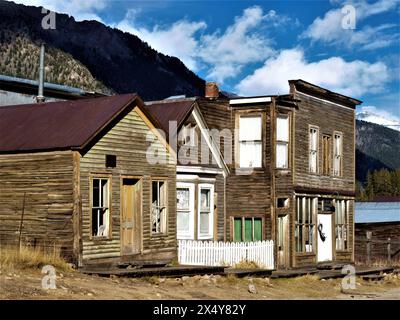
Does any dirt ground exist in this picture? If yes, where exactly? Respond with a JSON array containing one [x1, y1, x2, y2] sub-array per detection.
[[1, 268, 399, 300]]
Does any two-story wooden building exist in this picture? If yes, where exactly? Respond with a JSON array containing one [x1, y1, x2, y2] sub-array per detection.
[[195, 80, 361, 269]]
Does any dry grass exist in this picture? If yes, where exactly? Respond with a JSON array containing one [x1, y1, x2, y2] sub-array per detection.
[[0, 245, 72, 272], [232, 260, 261, 269]]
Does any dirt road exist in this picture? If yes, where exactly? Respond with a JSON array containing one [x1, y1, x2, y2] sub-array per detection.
[[1, 269, 399, 300]]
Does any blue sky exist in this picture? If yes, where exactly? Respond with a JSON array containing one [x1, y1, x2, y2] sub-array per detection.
[[14, 0, 400, 121]]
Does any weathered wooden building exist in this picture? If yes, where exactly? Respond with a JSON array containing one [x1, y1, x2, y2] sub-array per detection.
[[355, 200, 400, 264], [144, 98, 228, 242], [194, 80, 361, 268], [0, 94, 177, 267]]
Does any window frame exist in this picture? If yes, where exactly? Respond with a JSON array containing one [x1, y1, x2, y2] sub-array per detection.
[[333, 131, 343, 177], [90, 175, 112, 240], [236, 112, 263, 169], [197, 183, 215, 240], [151, 179, 168, 236], [309, 125, 319, 174], [176, 182, 195, 239], [335, 199, 349, 251], [232, 216, 264, 242], [295, 197, 317, 254], [276, 113, 290, 169]]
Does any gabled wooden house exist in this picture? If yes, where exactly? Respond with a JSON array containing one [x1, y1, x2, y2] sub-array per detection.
[[195, 80, 361, 269], [144, 98, 228, 242], [0, 94, 177, 267]]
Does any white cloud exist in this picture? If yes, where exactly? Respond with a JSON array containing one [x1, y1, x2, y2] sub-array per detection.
[[115, 6, 286, 82], [235, 48, 389, 97], [302, 0, 399, 50], [10, 0, 108, 22]]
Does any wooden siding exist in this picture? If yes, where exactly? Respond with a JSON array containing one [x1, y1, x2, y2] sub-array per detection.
[[0, 151, 76, 261], [79, 106, 176, 263]]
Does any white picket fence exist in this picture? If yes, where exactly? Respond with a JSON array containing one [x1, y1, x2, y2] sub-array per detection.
[[178, 240, 274, 269]]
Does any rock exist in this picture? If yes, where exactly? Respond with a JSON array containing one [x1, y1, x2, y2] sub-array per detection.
[[248, 282, 257, 294], [321, 279, 326, 281], [87, 293, 93, 296], [202, 274, 210, 280], [158, 278, 166, 284], [67, 263, 76, 269], [156, 293, 162, 298], [182, 276, 190, 282]]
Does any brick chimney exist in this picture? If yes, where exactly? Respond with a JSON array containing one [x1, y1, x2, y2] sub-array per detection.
[[205, 82, 219, 99]]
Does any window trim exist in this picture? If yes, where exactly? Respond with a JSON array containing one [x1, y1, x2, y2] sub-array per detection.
[[333, 131, 343, 177], [308, 125, 319, 174], [276, 113, 290, 169], [150, 178, 168, 236], [176, 182, 195, 240], [89, 174, 112, 240], [197, 183, 214, 240], [235, 112, 264, 169]]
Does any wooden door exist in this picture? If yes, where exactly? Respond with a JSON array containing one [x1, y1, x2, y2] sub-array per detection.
[[277, 215, 289, 269], [121, 178, 141, 255]]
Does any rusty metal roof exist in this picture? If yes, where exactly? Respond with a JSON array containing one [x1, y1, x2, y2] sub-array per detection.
[[0, 93, 142, 153], [144, 98, 196, 137]]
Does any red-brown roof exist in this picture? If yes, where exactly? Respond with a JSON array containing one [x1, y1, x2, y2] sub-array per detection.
[[143, 99, 196, 137], [0, 93, 143, 153]]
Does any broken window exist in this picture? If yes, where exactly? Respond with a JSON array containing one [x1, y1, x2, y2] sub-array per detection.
[[276, 115, 289, 168], [333, 133, 342, 176], [152, 180, 167, 234], [335, 200, 349, 250], [277, 198, 289, 208], [309, 127, 319, 173], [91, 178, 110, 237], [322, 135, 331, 175], [233, 217, 262, 242], [238, 115, 262, 168], [295, 197, 316, 253], [179, 123, 197, 147]]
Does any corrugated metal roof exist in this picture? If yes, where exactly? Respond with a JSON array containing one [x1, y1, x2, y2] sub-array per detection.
[[0, 93, 142, 153], [355, 202, 400, 223], [144, 98, 196, 138]]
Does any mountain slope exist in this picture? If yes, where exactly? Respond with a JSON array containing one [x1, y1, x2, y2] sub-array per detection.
[[0, 0, 205, 100], [356, 119, 400, 183]]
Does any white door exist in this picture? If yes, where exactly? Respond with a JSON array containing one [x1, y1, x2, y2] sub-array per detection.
[[317, 214, 333, 262]]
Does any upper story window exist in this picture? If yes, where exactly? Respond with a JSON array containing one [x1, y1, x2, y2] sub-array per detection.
[[309, 127, 319, 173], [91, 178, 110, 238], [152, 180, 167, 234], [238, 115, 262, 168], [179, 123, 197, 147], [333, 133, 343, 176], [276, 115, 289, 168]]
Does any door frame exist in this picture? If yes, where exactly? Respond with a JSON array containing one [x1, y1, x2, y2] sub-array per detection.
[[120, 175, 143, 256]]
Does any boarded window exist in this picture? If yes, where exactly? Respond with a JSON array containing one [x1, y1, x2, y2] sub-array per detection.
[[276, 115, 289, 168], [233, 217, 262, 242], [91, 178, 110, 237], [322, 135, 331, 175], [239, 115, 262, 168], [152, 181, 167, 234], [309, 127, 318, 173], [333, 133, 342, 176], [295, 197, 316, 252], [335, 200, 349, 250]]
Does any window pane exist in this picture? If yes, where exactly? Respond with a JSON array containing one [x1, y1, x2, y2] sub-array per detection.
[[100, 179, 108, 207], [159, 181, 166, 206], [152, 182, 159, 206], [244, 218, 253, 242], [253, 219, 262, 241], [93, 179, 100, 207], [177, 188, 190, 210], [200, 189, 210, 210], [234, 218, 242, 242], [240, 141, 262, 167], [177, 211, 189, 233], [199, 212, 209, 234], [277, 116, 289, 142], [239, 116, 261, 141], [276, 143, 288, 168]]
